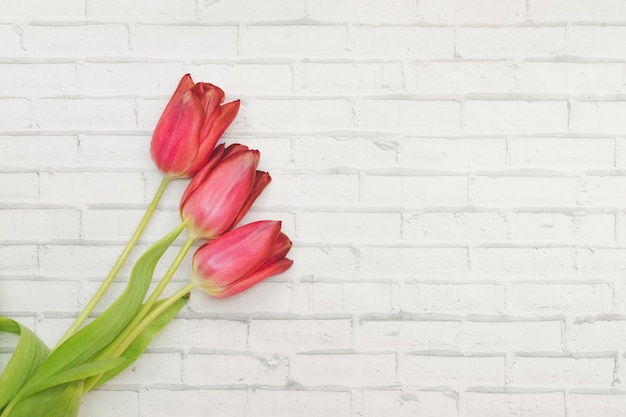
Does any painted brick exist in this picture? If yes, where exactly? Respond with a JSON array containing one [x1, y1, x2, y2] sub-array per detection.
[[184, 353, 288, 386], [0, 0, 84, 19], [110, 353, 181, 385], [401, 283, 505, 314], [189, 64, 293, 96], [400, 354, 506, 386], [419, 0, 525, 24], [0, 280, 79, 312], [291, 353, 396, 386], [0, 173, 38, 201], [33, 98, 136, 129], [0, 245, 38, 276], [0, 209, 80, 241], [470, 176, 579, 206], [348, 26, 455, 58], [402, 211, 507, 242], [510, 356, 614, 387], [471, 247, 577, 277], [292, 136, 398, 169], [461, 321, 564, 352], [189, 282, 293, 314], [410, 60, 516, 93], [568, 320, 626, 351], [464, 100, 568, 132], [508, 283, 611, 314], [529, 0, 626, 22], [308, 0, 417, 23], [571, 101, 626, 133], [569, 394, 626, 417], [506, 212, 615, 243], [296, 212, 401, 243], [0, 63, 77, 95], [80, 391, 138, 417], [140, 390, 246, 417], [295, 62, 403, 93], [458, 27, 565, 58], [250, 390, 351, 417], [516, 62, 624, 93], [360, 247, 469, 278], [357, 100, 461, 131], [353, 320, 460, 350], [399, 137, 507, 169], [0, 99, 31, 128], [249, 319, 351, 352], [464, 392, 566, 417], [580, 176, 626, 206], [260, 174, 359, 207], [247, 99, 353, 131], [25, 24, 129, 55], [567, 26, 626, 58], [86, 0, 195, 18], [0, 135, 78, 168], [0, 25, 23, 55], [78, 135, 152, 168], [133, 25, 238, 58], [151, 319, 247, 350], [509, 137, 615, 168], [39, 172, 145, 205], [241, 26, 346, 58], [197, 0, 305, 22], [357, 390, 458, 417], [293, 282, 395, 314], [361, 175, 468, 206]]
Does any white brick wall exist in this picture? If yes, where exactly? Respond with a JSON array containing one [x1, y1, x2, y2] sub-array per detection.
[[1, 1, 626, 416]]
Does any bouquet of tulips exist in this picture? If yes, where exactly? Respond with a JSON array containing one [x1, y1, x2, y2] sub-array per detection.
[[0, 75, 293, 417]]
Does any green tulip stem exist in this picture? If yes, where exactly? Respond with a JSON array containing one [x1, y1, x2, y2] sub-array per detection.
[[137, 232, 195, 326], [116, 281, 196, 358], [81, 232, 195, 392], [57, 176, 171, 347], [83, 281, 196, 393]]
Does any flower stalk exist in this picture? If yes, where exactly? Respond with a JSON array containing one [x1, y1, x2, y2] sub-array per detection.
[[57, 176, 172, 347]]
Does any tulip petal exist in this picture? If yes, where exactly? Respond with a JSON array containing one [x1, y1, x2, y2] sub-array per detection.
[[179, 144, 226, 209], [192, 221, 281, 287], [151, 90, 204, 177], [182, 150, 260, 238], [231, 170, 271, 228], [173, 74, 194, 96], [188, 99, 241, 176], [212, 258, 293, 299]]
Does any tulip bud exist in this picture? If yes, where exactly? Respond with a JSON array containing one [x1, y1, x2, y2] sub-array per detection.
[[192, 221, 293, 298], [180, 144, 270, 239], [150, 74, 240, 178]]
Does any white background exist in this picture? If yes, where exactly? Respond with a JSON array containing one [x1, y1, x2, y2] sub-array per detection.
[[1, 0, 626, 416]]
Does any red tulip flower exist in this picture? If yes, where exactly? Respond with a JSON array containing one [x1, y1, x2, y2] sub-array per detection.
[[192, 220, 293, 298], [180, 144, 271, 239], [151, 74, 240, 178]]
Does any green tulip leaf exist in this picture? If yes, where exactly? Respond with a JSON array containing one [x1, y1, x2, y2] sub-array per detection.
[[14, 223, 186, 400], [17, 357, 126, 400], [0, 317, 50, 411], [92, 295, 188, 389], [5, 381, 83, 417]]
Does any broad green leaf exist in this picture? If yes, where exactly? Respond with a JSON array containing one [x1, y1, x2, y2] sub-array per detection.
[[92, 295, 188, 389], [17, 358, 125, 399], [0, 317, 50, 411], [15, 223, 185, 397], [5, 381, 83, 417]]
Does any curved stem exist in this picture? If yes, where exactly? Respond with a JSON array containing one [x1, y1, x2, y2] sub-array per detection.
[[81, 234, 195, 390], [83, 282, 196, 393], [57, 176, 171, 347]]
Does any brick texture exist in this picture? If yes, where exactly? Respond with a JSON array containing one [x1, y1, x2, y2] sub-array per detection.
[[0, 1, 624, 416]]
